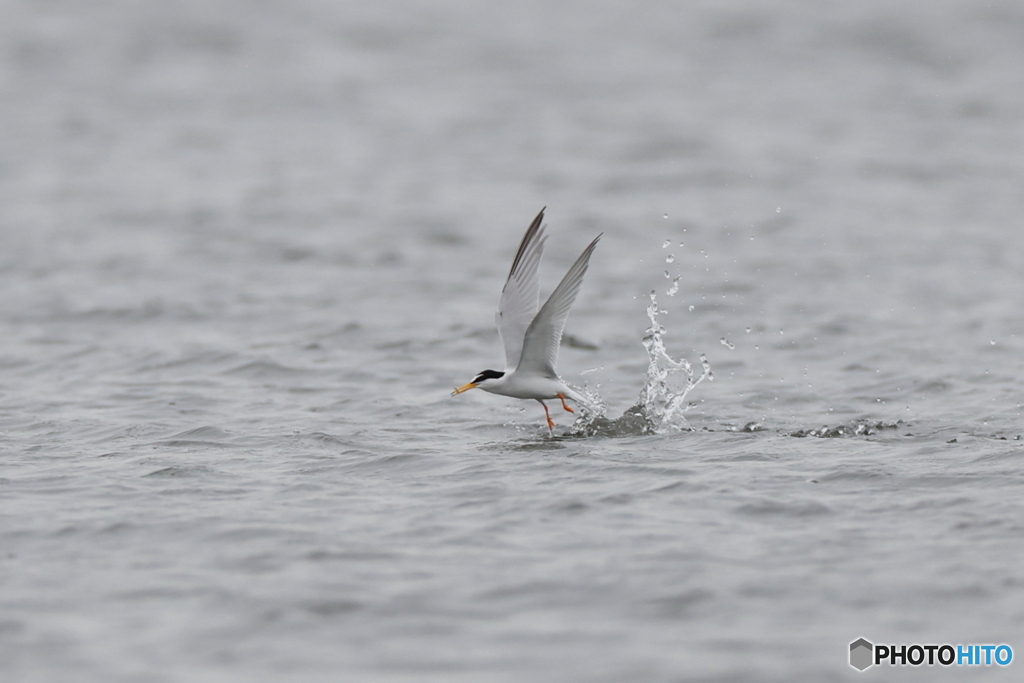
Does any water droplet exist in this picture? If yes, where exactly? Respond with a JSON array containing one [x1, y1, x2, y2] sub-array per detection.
[[776, 207, 781, 213], [667, 276, 680, 296], [664, 270, 671, 279], [779, 329, 784, 335], [666, 254, 675, 264], [663, 213, 669, 219], [745, 327, 751, 333], [688, 305, 695, 312], [662, 239, 671, 248], [990, 340, 996, 345], [678, 241, 684, 247], [720, 337, 735, 350]]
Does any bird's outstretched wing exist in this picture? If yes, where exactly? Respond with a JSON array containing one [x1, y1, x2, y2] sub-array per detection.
[[516, 232, 601, 377], [496, 208, 547, 371]]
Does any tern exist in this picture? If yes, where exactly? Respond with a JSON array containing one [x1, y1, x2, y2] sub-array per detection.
[[452, 208, 601, 431]]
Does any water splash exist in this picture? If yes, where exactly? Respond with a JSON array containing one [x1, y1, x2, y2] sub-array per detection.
[[633, 291, 712, 433], [565, 379, 607, 434], [789, 420, 902, 438], [573, 292, 711, 437]]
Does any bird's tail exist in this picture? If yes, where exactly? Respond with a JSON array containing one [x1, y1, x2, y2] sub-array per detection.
[[562, 385, 596, 412]]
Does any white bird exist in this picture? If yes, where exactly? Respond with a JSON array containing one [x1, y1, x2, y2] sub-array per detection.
[[452, 208, 601, 431]]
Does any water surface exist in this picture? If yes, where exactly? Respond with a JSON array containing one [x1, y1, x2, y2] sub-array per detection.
[[2, 1, 1024, 681]]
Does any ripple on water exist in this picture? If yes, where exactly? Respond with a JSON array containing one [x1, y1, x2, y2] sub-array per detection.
[[734, 500, 833, 518], [133, 349, 241, 373], [643, 588, 716, 620], [142, 464, 224, 478], [815, 467, 891, 484], [222, 359, 316, 379], [150, 425, 239, 448], [302, 599, 363, 617], [338, 451, 442, 475]]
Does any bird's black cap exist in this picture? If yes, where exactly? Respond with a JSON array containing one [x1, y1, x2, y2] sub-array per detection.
[[473, 369, 505, 383]]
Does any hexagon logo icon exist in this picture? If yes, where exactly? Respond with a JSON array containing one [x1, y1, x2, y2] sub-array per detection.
[[850, 638, 874, 671]]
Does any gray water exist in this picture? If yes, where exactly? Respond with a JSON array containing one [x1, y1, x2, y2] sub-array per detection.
[[3, 1, 1024, 681]]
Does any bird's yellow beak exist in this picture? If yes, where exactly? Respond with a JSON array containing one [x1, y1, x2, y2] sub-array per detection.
[[451, 382, 478, 396]]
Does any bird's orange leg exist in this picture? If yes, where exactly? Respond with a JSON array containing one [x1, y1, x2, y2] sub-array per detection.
[[539, 401, 555, 430], [557, 393, 574, 413]]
